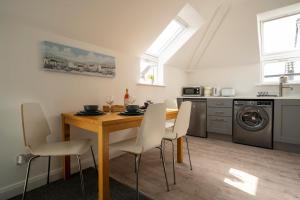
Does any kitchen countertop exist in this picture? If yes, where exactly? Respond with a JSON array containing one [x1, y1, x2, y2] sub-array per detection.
[[179, 96, 300, 99]]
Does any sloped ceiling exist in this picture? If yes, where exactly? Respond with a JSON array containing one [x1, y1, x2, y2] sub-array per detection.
[[1, 0, 299, 69], [0, 0, 185, 55], [165, 0, 223, 68], [166, 0, 300, 69], [195, 0, 300, 69]]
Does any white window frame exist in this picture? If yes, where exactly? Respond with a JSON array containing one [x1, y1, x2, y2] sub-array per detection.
[[257, 3, 300, 84], [146, 17, 188, 57], [139, 18, 188, 86], [139, 54, 163, 86]]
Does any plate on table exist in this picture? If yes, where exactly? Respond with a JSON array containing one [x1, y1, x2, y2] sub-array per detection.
[[75, 110, 105, 116], [119, 110, 144, 116]]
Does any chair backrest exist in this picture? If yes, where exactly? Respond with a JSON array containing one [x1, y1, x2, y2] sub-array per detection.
[[136, 103, 166, 152], [21, 103, 50, 149], [165, 99, 177, 109], [173, 101, 192, 138]]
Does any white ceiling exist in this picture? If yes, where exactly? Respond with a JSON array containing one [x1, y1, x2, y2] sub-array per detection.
[[192, 0, 300, 69], [166, 0, 300, 69], [0, 0, 185, 55], [1, 0, 299, 69]]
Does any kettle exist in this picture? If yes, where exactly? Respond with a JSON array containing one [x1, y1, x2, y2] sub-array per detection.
[[212, 87, 221, 96]]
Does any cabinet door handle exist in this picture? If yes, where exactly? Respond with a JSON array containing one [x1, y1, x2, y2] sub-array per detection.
[[212, 119, 225, 122], [215, 112, 224, 114]]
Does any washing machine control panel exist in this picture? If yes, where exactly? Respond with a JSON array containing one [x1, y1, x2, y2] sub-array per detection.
[[257, 101, 272, 106], [234, 100, 273, 107]]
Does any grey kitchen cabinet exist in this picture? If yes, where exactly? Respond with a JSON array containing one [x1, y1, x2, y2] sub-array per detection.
[[274, 99, 300, 145], [207, 116, 232, 134], [207, 98, 233, 135], [207, 107, 232, 117], [207, 99, 233, 107]]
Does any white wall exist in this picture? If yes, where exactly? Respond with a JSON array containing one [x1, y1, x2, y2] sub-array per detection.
[[187, 64, 300, 96], [185, 0, 300, 96], [0, 20, 186, 199]]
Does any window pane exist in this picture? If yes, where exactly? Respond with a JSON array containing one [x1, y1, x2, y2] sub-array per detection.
[[263, 13, 300, 54], [292, 61, 300, 82], [263, 62, 286, 82], [146, 20, 185, 57], [139, 58, 158, 84], [263, 60, 300, 83]]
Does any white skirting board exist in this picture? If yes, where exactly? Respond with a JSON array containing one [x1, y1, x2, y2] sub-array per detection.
[[0, 151, 123, 200]]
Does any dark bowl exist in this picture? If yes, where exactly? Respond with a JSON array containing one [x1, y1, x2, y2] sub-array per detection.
[[126, 105, 140, 113], [84, 105, 99, 112]]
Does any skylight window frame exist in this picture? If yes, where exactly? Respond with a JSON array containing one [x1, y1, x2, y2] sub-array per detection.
[[146, 17, 188, 58], [257, 3, 300, 84], [139, 54, 161, 85], [139, 17, 190, 86], [138, 4, 203, 86]]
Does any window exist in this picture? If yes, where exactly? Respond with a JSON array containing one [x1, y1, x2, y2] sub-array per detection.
[[146, 19, 187, 57], [139, 4, 203, 86], [139, 54, 160, 85], [139, 18, 187, 85], [257, 3, 300, 84]]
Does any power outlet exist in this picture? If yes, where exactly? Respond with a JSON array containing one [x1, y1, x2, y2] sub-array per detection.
[[16, 154, 32, 166]]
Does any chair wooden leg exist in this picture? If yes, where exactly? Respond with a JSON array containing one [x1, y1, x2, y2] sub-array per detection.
[[22, 156, 39, 200], [76, 155, 86, 199], [47, 156, 51, 184]]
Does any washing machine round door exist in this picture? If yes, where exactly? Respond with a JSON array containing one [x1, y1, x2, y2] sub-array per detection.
[[236, 106, 269, 131]]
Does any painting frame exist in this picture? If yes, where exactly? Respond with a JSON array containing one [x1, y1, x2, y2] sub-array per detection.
[[41, 41, 116, 78]]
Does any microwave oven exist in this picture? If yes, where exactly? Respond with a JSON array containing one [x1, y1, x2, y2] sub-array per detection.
[[182, 86, 204, 96]]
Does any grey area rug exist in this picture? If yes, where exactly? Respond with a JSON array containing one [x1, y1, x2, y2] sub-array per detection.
[[9, 168, 152, 200]]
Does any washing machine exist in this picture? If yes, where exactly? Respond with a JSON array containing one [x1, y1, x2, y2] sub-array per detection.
[[233, 100, 273, 149]]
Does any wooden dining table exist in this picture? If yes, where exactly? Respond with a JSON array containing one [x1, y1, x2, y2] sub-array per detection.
[[61, 109, 182, 200]]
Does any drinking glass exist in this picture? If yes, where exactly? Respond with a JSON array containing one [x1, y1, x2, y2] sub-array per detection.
[[128, 96, 136, 105], [106, 96, 114, 112]]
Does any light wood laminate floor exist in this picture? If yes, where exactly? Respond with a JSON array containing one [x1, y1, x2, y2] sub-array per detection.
[[110, 136, 300, 200]]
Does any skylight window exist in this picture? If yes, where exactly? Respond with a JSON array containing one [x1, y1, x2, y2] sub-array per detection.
[[139, 4, 203, 86], [257, 3, 300, 84], [146, 19, 187, 57]]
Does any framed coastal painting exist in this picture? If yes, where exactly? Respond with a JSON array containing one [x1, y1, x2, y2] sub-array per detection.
[[41, 41, 116, 78]]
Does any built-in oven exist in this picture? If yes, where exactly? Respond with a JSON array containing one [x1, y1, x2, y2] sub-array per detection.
[[182, 86, 204, 97]]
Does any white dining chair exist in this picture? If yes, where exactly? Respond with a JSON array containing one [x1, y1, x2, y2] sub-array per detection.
[[21, 103, 97, 200], [110, 103, 169, 200], [165, 99, 178, 129], [163, 101, 192, 185]]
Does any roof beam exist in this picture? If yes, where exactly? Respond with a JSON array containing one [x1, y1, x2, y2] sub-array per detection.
[[186, 0, 231, 71]]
